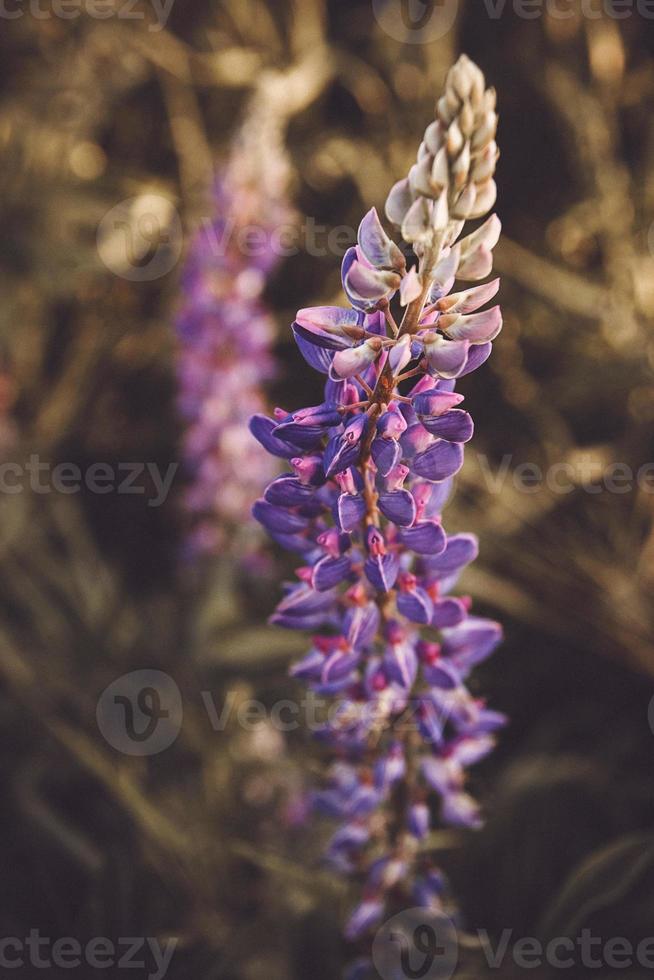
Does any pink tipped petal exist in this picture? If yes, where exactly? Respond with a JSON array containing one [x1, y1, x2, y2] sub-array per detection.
[[456, 246, 493, 281], [442, 306, 502, 344], [437, 278, 500, 315], [468, 179, 497, 218], [345, 260, 401, 303], [401, 197, 433, 246], [413, 390, 465, 417], [429, 244, 460, 297], [332, 338, 383, 379], [296, 305, 362, 334], [385, 177, 414, 227], [389, 334, 413, 373], [399, 266, 422, 307], [358, 207, 406, 272], [459, 213, 501, 256], [422, 334, 470, 378]]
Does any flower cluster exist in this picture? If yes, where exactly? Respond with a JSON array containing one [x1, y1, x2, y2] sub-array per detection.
[[251, 55, 505, 951], [177, 115, 293, 559]]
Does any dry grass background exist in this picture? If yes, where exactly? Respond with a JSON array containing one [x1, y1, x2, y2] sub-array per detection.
[[1, 3, 654, 977]]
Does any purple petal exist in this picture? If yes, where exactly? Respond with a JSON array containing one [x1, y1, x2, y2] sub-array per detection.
[[271, 584, 338, 630], [408, 802, 430, 839], [384, 641, 418, 689], [417, 703, 445, 746], [364, 553, 399, 592], [371, 437, 401, 478], [440, 278, 500, 315], [345, 900, 385, 942], [400, 423, 433, 461], [332, 338, 382, 379], [345, 603, 380, 650], [450, 733, 497, 767], [290, 649, 324, 681], [324, 416, 367, 478], [327, 822, 370, 856], [312, 554, 353, 591], [423, 658, 462, 690], [295, 305, 361, 342], [423, 334, 470, 378], [291, 326, 337, 373], [358, 207, 405, 271], [420, 409, 474, 442], [249, 414, 302, 458], [264, 476, 315, 507], [424, 533, 478, 577], [374, 743, 406, 789], [421, 756, 451, 794], [441, 791, 482, 829], [319, 648, 360, 688], [364, 310, 386, 335], [442, 306, 502, 344], [275, 406, 342, 448], [442, 617, 503, 670], [378, 489, 417, 527], [399, 520, 446, 556], [397, 588, 434, 625], [458, 341, 492, 377], [377, 405, 408, 440], [268, 531, 316, 556], [413, 390, 464, 417], [344, 259, 399, 303], [431, 597, 467, 628], [336, 492, 366, 532], [423, 477, 453, 517], [389, 333, 413, 371], [252, 499, 308, 535], [385, 177, 414, 227], [413, 440, 464, 482]]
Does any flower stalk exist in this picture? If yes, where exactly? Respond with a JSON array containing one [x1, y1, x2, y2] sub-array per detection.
[[251, 54, 506, 957]]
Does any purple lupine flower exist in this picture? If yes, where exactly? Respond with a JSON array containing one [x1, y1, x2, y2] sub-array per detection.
[[251, 54, 506, 951], [177, 114, 294, 559]]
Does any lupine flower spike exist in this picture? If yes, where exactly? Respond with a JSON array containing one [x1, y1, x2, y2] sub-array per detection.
[[251, 54, 506, 959], [177, 104, 293, 559]]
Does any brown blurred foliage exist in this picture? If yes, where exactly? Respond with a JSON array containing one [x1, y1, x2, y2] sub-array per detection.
[[1, 2, 654, 978]]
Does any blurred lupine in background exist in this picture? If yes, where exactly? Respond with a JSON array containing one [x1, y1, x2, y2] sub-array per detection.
[[177, 99, 295, 560], [252, 54, 506, 963]]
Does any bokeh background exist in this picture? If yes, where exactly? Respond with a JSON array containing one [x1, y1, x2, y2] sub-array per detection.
[[1, 2, 654, 977]]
